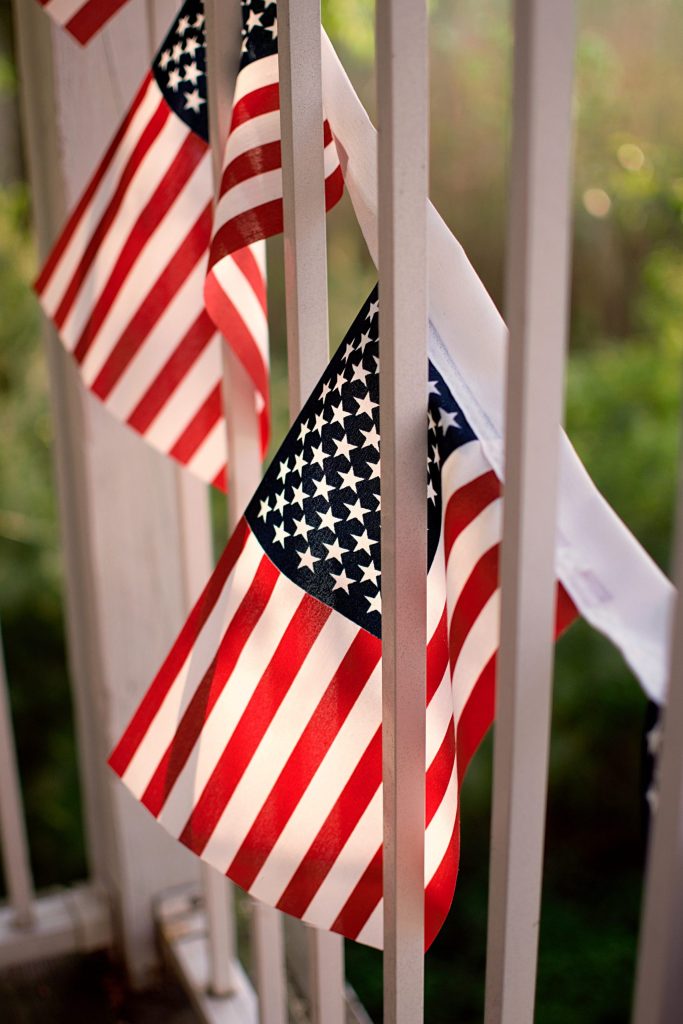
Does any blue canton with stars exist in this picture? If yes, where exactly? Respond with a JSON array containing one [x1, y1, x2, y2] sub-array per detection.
[[153, 0, 208, 141], [245, 287, 477, 640], [240, 0, 278, 69]]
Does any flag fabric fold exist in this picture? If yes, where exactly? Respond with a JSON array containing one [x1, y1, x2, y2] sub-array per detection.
[[36, 0, 131, 44], [318, 29, 674, 704], [203, 0, 344, 407], [35, 0, 344, 488], [109, 287, 577, 949]]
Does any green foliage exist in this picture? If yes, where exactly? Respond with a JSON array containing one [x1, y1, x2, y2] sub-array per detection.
[[0, 184, 86, 893]]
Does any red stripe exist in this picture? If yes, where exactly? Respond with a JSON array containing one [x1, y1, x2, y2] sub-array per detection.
[[426, 721, 455, 826], [141, 557, 280, 817], [108, 519, 251, 776], [213, 466, 228, 492], [276, 727, 382, 920], [127, 312, 216, 434], [89, 204, 212, 397], [444, 470, 500, 563], [209, 163, 342, 262], [455, 582, 578, 784], [227, 631, 381, 891], [53, 99, 171, 329], [424, 809, 461, 951], [230, 83, 280, 132], [204, 268, 270, 407], [179, 595, 332, 856], [218, 124, 335, 200], [35, 73, 155, 294], [231, 245, 267, 316], [169, 383, 222, 465], [65, 0, 129, 44], [449, 544, 500, 671], [325, 164, 345, 212], [331, 845, 383, 941], [72, 133, 208, 365], [427, 605, 449, 703], [210, 198, 284, 260], [220, 140, 282, 196]]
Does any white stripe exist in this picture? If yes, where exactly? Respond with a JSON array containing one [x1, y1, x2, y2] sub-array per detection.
[[59, 113, 203, 353], [77, 154, 212, 384], [248, 664, 381, 906], [424, 761, 459, 884], [210, 254, 269, 358], [200, 613, 361, 871], [39, 81, 162, 314], [441, 439, 495, 497], [143, 338, 221, 451], [451, 590, 500, 724], [157, 571, 308, 836], [121, 531, 264, 799], [355, 900, 383, 949], [104, 260, 208, 419], [445, 498, 502, 607], [215, 141, 339, 227], [303, 787, 382, 929], [427, 548, 447, 638], [231, 52, 279, 108], [185, 418, 227, 485], [224, 110, 281, 166], [426, 670, 453, 768], [43, 0, 86, 26]]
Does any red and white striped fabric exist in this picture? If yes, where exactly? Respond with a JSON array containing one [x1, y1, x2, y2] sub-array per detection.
[[36, 0, 130, 44], [204, 10, 343, 374], [35, 2, 270, 490], [36, 0, 343, 488], [35, 68, 234, 489], [109, 290, 576, 948]]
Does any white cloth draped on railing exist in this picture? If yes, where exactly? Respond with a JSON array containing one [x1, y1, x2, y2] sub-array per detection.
[[320, 30, 674, 705]]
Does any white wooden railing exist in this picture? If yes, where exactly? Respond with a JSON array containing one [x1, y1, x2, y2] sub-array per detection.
[[2, 0, 683, 1022]]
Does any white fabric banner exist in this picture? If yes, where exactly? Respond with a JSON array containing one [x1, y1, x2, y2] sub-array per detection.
[[320, 31, 674, 704]]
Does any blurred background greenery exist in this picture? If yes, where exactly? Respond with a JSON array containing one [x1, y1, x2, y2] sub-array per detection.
[[0, 0, 682, 1021]]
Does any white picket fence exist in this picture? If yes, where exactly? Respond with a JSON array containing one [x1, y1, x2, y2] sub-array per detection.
[[1, 1, 682, 1022]]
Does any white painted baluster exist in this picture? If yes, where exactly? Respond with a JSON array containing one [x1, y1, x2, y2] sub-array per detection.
[[484, 3, 576, 1023], [0, 624, 34, 929], [203, 0, 286, 1013], [631, 402, 683, 1024], [14, 0, 201, 984], [278, 2, 345, 1022], [375, 1, 429, 1022]]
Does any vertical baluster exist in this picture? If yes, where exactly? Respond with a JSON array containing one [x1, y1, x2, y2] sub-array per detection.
[[375, 1, 429, 1022], [631, 397, 683, 1024], [483, 3, 576, 1023], [0, 624, 34, 928], [278, 2, 345, 1022], [203, 0, 286, 1012]]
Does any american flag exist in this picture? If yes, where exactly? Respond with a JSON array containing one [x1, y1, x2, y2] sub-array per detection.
[[204, 0, 344, 369], [35, 0, 343, 488], [36, 0, 130, 44], [109, 287, 576, 948]]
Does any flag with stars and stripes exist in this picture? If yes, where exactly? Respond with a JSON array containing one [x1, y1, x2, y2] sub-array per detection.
[[204, 0, 344, 345], [109, 286, 577, 949], [35, 0, 343, 489], [36, 0, 131, 44]]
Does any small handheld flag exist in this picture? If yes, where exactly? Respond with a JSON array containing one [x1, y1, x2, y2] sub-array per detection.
[[109, 287, 576, 949]]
